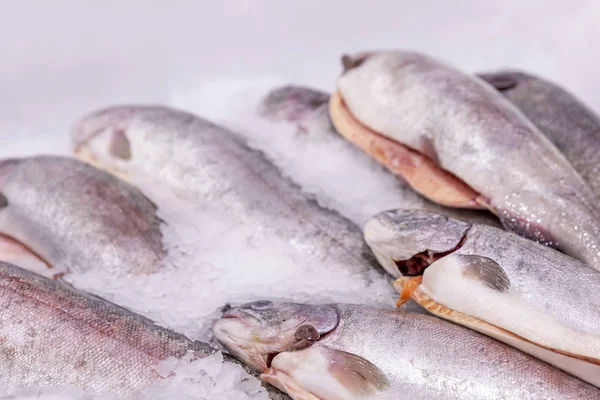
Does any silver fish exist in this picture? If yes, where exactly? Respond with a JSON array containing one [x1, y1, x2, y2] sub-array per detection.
[[213, 300, 598, 400], [71, 105, 387, 283], [478, 70, 600, 198], [0, 156, 164, 276], [331, 50, 600, 267], [365, 209, 600, 386], [0, 261, 288, 398], [259, 85, 501, 230]]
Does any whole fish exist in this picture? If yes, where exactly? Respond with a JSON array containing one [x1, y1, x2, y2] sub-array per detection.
[[478, 70, 600, 198], [259, 85, 501, 228], [71, 105, 387, 285], [365, 209, 600, 386], [213, 300, 598, 399], [0, 156, 164, 276], [331, 50, 600, 267], [0, 261, 288, 399]]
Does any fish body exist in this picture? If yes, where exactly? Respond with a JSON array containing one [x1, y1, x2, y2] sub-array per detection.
[[333, 50, 600, 266], [0, 156, 164, 276], [259, 85, 501, 228], [0, 261, 290, 399], [365, 209, 600, 386], [0, 261, 212, 396], [214, 301, 598, 400], [72, 106, 386, 283], [479, 70, 600, 198]]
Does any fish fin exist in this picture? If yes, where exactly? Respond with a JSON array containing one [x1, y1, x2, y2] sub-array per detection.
[[327, 348, 389, 395], [451, 254, 511, 292], [394, 276, 423, 307], [477, 72, 519, 91], [109, 130, 132, 160], [341, 54, 357, 72]]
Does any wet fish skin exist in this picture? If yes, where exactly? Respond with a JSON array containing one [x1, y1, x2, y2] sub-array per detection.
[[0, 156, 164, 276], [366, 208, 600, 336], [336, 50, 600, 267], [478, 70, 600, 198], [72, 105, 387, 282], [366, 209, 600, 385], [214, 301, 598, 399], [0, 262, 290, 399], [258, 85, 502, 229], [0, 261, 198, 395]]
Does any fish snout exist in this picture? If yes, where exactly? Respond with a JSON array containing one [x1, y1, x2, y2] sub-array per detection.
[[259, 85, 330, 124]]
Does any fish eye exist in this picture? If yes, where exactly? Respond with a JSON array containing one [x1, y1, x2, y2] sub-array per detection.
[[250, 300, 274, 310]]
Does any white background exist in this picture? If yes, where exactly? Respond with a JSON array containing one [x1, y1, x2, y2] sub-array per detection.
[[1, 0, 598, 149]]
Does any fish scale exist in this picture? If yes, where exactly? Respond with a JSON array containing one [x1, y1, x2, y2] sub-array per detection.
[[72, 105, 388, 284], [335, 50, 600, 267], [214, 302, 600, 399], [0, 261, 290, 399], [478, 70, 600, 199], [0, 156, 165, 276]]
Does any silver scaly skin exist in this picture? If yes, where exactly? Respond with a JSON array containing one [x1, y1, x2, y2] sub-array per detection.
[[214, 301, 599, 400], [336, 50, 600, 267], [71, 105, 387, 283], [0, 156, 164, 276], [258, 85, 501, 229], [365, 209, 600, 386], [479, 70, 600, 198], [0, 261, 274, 397]]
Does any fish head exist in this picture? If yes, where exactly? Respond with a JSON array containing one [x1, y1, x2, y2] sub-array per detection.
[[71, 106, 140, 174], [363, 209, 471, 277], [213, 300, 339, 372], [258, 85, 330, 124]]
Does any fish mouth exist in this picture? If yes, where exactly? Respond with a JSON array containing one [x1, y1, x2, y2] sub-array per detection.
[[213, 315, 284, 373], [392, 237, 466, 276], [329, 90, 486, 210], [364, 212, 470, 278]]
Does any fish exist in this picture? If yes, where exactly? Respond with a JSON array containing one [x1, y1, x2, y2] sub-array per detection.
[[478, 70, 600, 198], [0, 156, 165, 276], [330, 50, 600, 267], [259, 85, 501, 228], [364, 208, 600, 387], [71, 105, 388, 285], [0, 261, 289, 399], [213, 300, 599, 399]]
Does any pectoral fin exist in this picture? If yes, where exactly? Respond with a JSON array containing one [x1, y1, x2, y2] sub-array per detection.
[[109, 130, 132, 160], [454, 254, 511, 292], [327, 348, 389, 396]]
